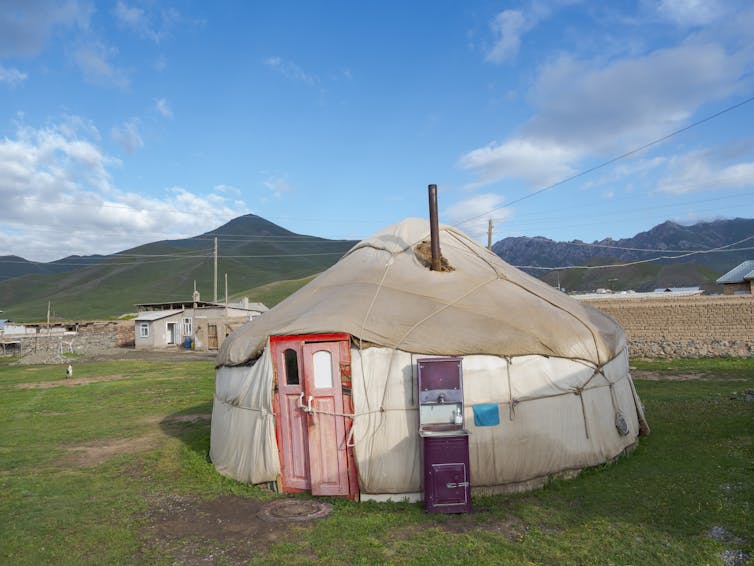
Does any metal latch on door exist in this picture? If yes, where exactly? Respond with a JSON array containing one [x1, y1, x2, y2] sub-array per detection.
[[446, 482, 470, 488], [298, 392, 314, 413]]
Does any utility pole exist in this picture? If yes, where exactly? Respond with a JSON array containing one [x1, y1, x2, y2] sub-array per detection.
[[225, 273, 228, 306], [487, 218, 493, 250], [213, 237, 218, 303]]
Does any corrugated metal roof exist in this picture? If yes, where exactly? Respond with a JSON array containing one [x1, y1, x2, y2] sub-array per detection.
[[716, 260, 754, 284], [135, 309, 183, 321]]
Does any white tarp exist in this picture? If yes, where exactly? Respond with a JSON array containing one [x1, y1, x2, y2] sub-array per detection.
[[210, 345, 646, 493], [209, 343, 280, 484], [217, 219, 625, 368], [210, 218, 648, 494]]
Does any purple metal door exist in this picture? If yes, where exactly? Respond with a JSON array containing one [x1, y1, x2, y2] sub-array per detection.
[[423, 434, 471, 513]]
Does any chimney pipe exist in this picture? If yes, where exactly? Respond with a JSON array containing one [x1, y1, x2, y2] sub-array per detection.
[[428, 184, 441, 271]]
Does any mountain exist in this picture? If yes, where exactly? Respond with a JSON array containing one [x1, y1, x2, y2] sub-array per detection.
[[492, 218, 754, 293], [0, 254, 106, 281], [0, 214, 357, 321]]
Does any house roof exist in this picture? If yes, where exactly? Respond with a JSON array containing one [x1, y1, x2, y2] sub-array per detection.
[[136, 301, 220, 311], [228, 301, 268, 312], [716, 260, 754, 284], [136, 300, 268, 312], [135, 309, 183, 321]]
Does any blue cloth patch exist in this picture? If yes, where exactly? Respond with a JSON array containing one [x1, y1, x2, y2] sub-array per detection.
[[473, 403, 500, 427]]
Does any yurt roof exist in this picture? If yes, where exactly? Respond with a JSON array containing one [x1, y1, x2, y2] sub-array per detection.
[[217, 219, 625, 367]]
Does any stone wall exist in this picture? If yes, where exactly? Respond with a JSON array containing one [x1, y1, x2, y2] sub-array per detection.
[[583, 294, 754, 358], [1, 320, 135, 359], [4, 299, 753, 360]]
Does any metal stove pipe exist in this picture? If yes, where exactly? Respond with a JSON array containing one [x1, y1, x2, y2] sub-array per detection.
[[428, 184, 441, 271]]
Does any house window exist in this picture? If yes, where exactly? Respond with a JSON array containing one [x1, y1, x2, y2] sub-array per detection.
[[139, 323, 149, 338], [183, 317, 193, 336]]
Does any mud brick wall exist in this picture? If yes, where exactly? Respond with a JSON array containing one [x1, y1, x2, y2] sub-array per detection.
[[2, 320, 135, 358], [584, 295, 754, 358], [76, 320, 135, 347]]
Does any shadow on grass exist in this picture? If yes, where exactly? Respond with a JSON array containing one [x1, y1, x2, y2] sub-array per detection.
[[159, 402, 214, 460]]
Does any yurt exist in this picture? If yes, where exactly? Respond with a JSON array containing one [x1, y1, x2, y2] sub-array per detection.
[[211, 219, 649, 501]]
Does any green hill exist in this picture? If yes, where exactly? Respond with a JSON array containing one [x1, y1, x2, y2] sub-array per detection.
[[0, 215, 356, 321], [230, 274, 318, 309]]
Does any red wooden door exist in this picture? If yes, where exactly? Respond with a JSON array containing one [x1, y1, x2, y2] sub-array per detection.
[[272, 335, 354, 497], [302, 342, 349, 496], [272, 340, 311, 491]]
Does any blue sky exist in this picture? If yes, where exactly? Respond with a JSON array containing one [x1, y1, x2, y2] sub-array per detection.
[[1, 0, 753, 262]]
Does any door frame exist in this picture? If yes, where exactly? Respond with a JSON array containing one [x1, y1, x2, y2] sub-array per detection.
[[207, 323, 219, 350], [166, 322, 178, 345], [271, 333, 359, 499]]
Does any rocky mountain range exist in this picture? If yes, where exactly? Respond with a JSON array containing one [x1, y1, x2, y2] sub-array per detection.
[[1, 215, 751, 321], [492, 218, 754, 292]]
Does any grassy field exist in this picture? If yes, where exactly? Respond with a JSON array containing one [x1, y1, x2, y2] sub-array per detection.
[[0, 356, 751, 565]]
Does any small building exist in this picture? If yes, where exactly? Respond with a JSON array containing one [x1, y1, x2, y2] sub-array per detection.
[[134, 297, 267, 352], [716, 260, 754, 295], [652, 287, 702, 295]]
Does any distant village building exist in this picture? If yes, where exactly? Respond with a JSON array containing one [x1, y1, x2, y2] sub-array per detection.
[[134, 297, 267, 352], [652, 287, 702, 295], [716, 260, 754, 295]]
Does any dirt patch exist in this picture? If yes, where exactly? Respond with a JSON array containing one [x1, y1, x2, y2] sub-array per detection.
[[61, 412, 210, 468], [63, 436, 160, 468], [140, 495, 317, 564], [631, 370, 747, 382], [16, 374, 128, 389]]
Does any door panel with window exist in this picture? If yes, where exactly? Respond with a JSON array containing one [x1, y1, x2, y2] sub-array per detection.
[[271, 335, 354, 497]]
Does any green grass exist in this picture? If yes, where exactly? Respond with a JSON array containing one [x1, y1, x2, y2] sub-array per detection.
[[0, 357, 752, 564], [232, 274, 318, 307]]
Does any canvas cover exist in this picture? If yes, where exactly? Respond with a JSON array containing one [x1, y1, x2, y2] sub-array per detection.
[[210, 345, 646, 492], [217, 219, 625, 368], [211, 219, 647, 494]]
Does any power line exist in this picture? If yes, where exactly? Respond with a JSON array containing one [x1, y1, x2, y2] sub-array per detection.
[[500, 189, 754, 227], [516, 235, 754, 271], [454, 94, 754, 228], [519, 236, 754, 254]]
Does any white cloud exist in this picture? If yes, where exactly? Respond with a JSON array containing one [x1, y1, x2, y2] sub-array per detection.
[[0, 0, 91, 57], [154, 97, 173, 118], [0, 118, 246, 261], [459, 138, 579, 188], [486, 10, 529, 63], [111, 119, 143, 154], [213, 184, 242, 196], [463, 35, 750, 189], [656, 148, 754, 194], [261, 174, 292, 198], [0, 65, 28, 87], [264, 56, 318, 85], [114, 1, 178, 43], [485, 2, 558, 63], [526, 43, 744, 151], [443, 193, 512, 240], [71, 40, 130, 88], [656, 0, 726, 26]]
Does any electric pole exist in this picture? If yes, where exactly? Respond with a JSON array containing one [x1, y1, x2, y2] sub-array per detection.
[[487, 218, 493, 250], [213, 237, 218, 303]]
